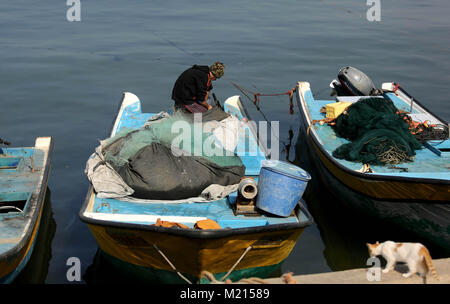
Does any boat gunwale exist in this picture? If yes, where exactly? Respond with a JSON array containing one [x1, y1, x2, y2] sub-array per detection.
[[296, 81, 450, 186], [0, 137, 54, 270], [231, 95, 270, 157], [390, 82, 448, 126], [79, 184, 313, 239]]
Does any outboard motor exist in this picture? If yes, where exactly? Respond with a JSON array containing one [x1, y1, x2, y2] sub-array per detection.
[[330, 66, 379, 96]]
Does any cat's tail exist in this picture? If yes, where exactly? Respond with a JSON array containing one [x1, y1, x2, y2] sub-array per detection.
[[420, 246, 439, 281]]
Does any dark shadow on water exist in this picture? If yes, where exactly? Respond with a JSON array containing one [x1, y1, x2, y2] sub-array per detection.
[[83, 249, 149, 284], [13, 188, 56, 284], [83, 248, 284, 284]]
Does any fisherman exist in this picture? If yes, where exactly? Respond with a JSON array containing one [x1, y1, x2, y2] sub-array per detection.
[[171, 62, 225, 113]]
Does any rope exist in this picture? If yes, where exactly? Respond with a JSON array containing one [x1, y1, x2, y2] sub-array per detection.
[[308, 118, 336, 135], [414, 123, 449, 143], [399, 112, 449, 143], [373, 140, 413, 165], [0, 206, 23, 212], [153, 244, 193, 284], [230, 81, 299, 157], [357, 163, 373, 173], [220, 245, 253, 282], [200, 270, 299, 284], [230, 81, 296, 115], [201, 270, 270, 284], [230, 81, 272, 123], [282, 128, 294, 160], [201, 245, 301, 284]]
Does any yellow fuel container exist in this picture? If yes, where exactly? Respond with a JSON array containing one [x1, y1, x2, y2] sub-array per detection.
[[325, 101, 352, 119]]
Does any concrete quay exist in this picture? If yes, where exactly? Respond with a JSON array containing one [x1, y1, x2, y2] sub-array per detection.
[[263, 258, 450, 284]]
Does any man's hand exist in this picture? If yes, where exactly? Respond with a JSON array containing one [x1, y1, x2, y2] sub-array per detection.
[[201, 101, 212, 110]]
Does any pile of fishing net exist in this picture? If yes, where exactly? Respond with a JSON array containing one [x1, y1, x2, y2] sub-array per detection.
[[331, 97, 422, 166], [86, 107, 246, 200]]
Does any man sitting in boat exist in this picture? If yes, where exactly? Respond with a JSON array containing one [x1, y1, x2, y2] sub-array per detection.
[[172, 61, 225, 113]]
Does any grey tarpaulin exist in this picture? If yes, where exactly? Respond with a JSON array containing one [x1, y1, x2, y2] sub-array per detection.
[[111, 142, 244, 200], [85, 145, 134, 199], [85, 107, 246, 202], [85, 145, 241, 203]]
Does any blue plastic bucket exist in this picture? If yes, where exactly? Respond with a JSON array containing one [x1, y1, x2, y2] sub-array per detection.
[[256, 160, 311, 217]]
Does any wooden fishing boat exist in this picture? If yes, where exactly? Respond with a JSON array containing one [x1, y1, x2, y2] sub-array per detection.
[[79, 93, 313, 283], [0, 137, 53, 283], [295, 81, 450, 252]]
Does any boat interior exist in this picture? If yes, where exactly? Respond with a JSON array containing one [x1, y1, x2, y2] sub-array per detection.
[[299, 82, 450, 178], [0, 147, 44, 253], [83, 97, 312, 229]]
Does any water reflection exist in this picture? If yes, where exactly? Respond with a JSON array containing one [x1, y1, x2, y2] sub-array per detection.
[[83, 249, 121, 284], [84, 248, 284, 284], [12, 188, 56, 284], [83, 249, 160, 284], [293, 128, 448, 272]]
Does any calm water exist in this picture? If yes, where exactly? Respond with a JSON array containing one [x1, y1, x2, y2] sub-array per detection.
[[1, 0, 449, 283]]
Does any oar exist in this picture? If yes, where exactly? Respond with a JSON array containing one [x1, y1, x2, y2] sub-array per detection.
[[423, 141, 441, 157]]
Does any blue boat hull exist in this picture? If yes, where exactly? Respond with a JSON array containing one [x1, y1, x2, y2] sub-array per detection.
[[0, 200, 44, 284], [0, 137, 53, 283]]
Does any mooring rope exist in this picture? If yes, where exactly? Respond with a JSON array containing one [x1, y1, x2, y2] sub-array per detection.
[[230, 81, 299, 157], [230, 81, 296, 115], [220, 245, 253, 282], [153, 244, 193, 284], [200, 270, 299, 284]]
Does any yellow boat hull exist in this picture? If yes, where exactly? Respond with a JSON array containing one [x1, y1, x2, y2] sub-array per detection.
[[87, 223, 305, 283]]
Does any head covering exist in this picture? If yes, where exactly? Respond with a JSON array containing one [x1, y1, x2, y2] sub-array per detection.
[[209, 61, 225, 78]]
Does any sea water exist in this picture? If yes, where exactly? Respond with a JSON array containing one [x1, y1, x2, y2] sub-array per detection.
[[1, 0, 449, 283]]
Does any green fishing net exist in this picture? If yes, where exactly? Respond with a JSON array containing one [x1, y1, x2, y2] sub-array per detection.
[[101, 111, 243, 168], [331, 97, 422, 166]]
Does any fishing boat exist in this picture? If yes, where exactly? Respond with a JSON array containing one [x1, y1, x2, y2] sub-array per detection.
[[295, 70, 450, 253], [79, 92, 313, 283], [0, 137, 53, 283]]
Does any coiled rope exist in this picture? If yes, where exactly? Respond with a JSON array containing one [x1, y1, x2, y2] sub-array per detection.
[[201, 270, 299, 284], [153, 243, 299, 284]]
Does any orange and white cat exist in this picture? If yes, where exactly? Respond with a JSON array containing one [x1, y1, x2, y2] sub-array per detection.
[[367, 241, 439, 280]]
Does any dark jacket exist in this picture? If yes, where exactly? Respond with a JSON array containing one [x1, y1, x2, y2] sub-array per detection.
[[171, 65, 213, 106]]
